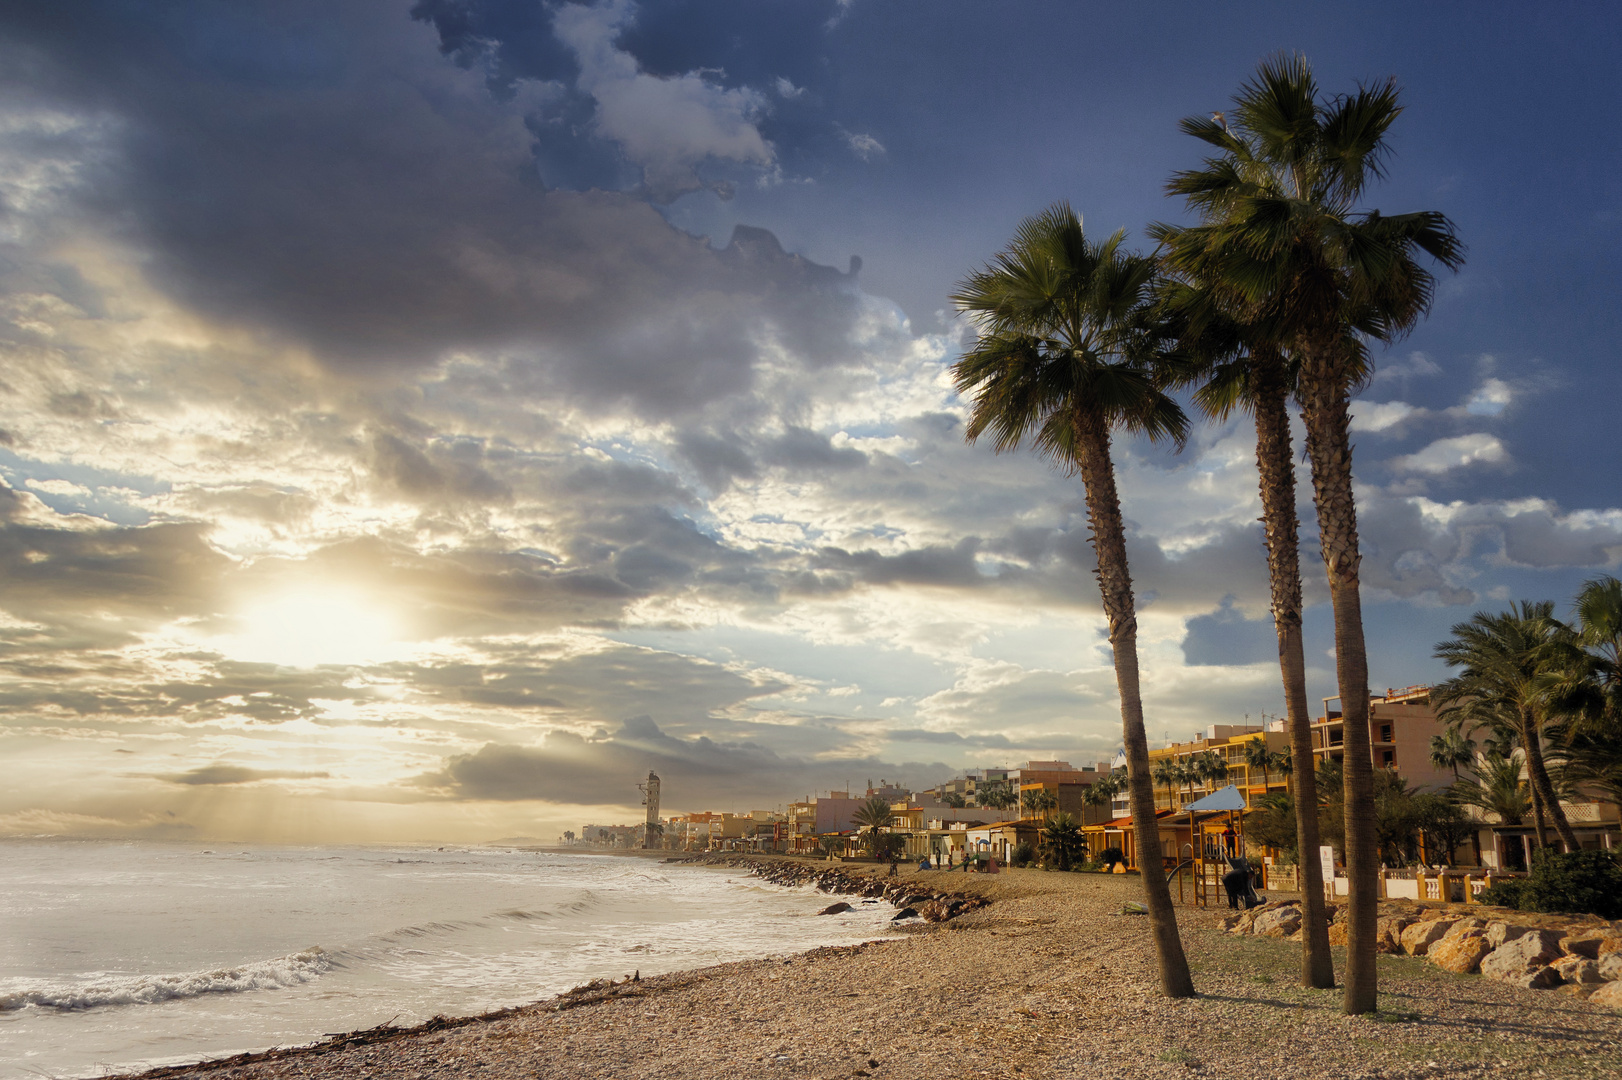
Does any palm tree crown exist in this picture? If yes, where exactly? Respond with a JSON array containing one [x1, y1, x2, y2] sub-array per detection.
[[951, 203, 1189, 464]]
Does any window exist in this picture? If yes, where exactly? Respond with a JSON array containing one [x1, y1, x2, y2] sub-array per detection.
[[1381, 749, 1395, 766], [1379, 724, 1392, 743]]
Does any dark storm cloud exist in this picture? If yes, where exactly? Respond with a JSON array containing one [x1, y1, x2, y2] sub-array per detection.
[[813, 537, 985, 590], [420, 714, 952, 806], [0, 1, 864, 419], [157, 765, 331, 785]]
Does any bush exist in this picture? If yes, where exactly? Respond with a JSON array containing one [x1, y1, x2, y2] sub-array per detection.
[[1478, 850, 1622, 919], [1010, 841, 1035, 867], [1098, 846, 1126, 871]]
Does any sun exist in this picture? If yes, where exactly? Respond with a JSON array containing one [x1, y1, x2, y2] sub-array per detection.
[[221, 588, 406, 668]]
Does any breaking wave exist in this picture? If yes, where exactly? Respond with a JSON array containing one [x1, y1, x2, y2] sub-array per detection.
[[0, 947, 333, 1013]]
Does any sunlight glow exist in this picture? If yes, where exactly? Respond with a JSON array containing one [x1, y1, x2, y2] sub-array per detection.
[[220, 589, 406, 668]]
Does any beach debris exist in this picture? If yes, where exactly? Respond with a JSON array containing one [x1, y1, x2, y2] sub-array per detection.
[[1120, 901, 1148, 915]]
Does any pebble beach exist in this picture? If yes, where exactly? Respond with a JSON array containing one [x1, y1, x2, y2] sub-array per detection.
[[116, 858, 1622, 1080]]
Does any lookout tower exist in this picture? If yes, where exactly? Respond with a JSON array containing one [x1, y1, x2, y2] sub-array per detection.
[[638, 771, 661, 849]]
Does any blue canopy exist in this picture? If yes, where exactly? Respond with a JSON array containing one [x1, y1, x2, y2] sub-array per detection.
[[1184, 784, 1247, 812]]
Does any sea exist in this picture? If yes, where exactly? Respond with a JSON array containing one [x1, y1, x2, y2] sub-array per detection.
[[0, 841, 901, 1079]]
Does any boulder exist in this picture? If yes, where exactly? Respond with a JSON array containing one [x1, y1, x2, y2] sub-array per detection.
[[891, 907, 918, 922], [1427, 931, 1494, 975], [1253, 906, 1303, 938], [1218, 913, 1246, 932], [1591, 980, 1622, 1009], [1484, 921, 1535, 949], [1327, 921, 1349, 948], [1559, 935, 1607, 960], [1553, 955, 1603, 985], [1441, 917, 1488, 941], [1597, 952, 1622, 982], [1376, 914, 1419, 954], [817, 902, 852, 916], [1400, 918, 1460, 957], [1480, 929, 1565, 982], [1595, 937, 1622, 959], [1498, 966, 1562, 990]]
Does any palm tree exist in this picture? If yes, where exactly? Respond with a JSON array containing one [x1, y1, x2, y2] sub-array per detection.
[[1199, 751, 1232, 791], [1150, 276, 1337, 989], [951, 203, 1195, 998], [941, 791, 968, 809], [1022, 787, 1058, 819], [1433, 602, 1580, 852], [978, 780, 1017, 812], [1544, 576, 1622, 821], [1429, 729, 1477, 782], [1161, 54, 1463, 1013], [1081, 777, 1118, 822], [1152, 758, 1181, 810], [1040, 812, 1086, 870], [853, 795, 894, 833], [817, 833, 844, 860]]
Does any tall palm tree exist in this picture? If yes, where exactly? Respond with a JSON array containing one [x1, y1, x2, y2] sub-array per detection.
[[951, 203, 1195, 998], [1543, 576, 1622, 820], [1160, 54, 1463, 1014], [1150, 275, 1337, 989], [1433, 602, 1580, 852], [1429, 729, 1477, 782]]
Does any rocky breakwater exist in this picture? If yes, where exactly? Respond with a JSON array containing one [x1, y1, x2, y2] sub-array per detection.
[[1222, 898, 1622, 1006], [684, 855, 990, 924]]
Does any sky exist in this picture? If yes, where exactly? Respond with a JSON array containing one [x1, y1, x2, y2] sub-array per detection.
[[0, 0, 1618, 844]]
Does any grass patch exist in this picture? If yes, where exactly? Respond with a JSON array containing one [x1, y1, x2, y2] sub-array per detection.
[[1156, 1047, 1194, 1064]]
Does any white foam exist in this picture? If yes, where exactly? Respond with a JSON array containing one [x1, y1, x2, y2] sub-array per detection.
[[0, 947, 331, 1012]]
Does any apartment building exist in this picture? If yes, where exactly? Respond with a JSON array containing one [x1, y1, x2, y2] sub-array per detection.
[[1311, 685, 1452, 789]]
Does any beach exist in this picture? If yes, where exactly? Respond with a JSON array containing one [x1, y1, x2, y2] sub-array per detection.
[[112, 858, 1622, 1080]]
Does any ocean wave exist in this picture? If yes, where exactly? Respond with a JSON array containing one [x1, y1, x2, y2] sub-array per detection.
[[0, 947, 332, 1013]]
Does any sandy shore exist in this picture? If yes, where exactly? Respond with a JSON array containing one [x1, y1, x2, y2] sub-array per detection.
[[115, 858, 1622, 1080]]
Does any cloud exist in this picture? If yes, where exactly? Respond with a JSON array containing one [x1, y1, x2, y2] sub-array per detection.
[[552, 0, 774, 202], [1391, 434, 1510, 475], [0, 1, 863, 422], [421, 715, 952, 808], [1181, 597, 1276, 666], [846, 132, 884, 160], [1350, 401, 1422, 434], [157, 765, 331, 785]]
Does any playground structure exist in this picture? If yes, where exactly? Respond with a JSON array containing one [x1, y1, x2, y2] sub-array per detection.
[[1164, 784, 1255, 908]]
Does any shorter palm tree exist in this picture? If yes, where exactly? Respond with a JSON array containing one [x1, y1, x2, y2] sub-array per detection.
[[1430, 729, 1477, 781], [1022, 787, 1058, 819], [1152, 759, 1181, 809], [817, 833, 844, 860], [1452, 751, 1531, 826], [1041, 812, 1086, 870]]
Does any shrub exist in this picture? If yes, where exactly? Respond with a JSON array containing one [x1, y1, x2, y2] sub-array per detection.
[[1010, 841, 1035, 867], [1478, 850, 1622, 919], [1098, 846, 1126, 871]]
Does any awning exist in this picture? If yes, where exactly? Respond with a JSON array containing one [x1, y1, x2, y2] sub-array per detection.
[[1185, 785, 1247, 812]]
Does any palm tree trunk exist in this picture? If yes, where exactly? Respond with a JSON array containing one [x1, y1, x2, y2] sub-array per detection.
[[1253, 357, 1335, 990], [1520, 706, 1579, 851], [1300, 367, 1377, 1015], [1074, 410, 1194, 998]]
